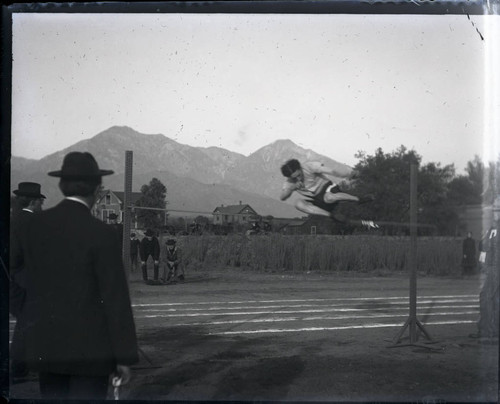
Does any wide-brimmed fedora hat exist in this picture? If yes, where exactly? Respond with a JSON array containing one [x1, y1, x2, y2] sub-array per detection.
[[13, 182, 46, 199], [48, 152, 114, 179], [144, 229, 155, 237]]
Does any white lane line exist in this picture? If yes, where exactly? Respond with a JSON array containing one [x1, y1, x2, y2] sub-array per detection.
[[138, 305, 479, 318], [159, 311, 479, 327], [209, 320, 477, 335], [132, 295, 477, 307], [10, 318, 477, 344], [10, 310, 478, 332], [135, 299, 478, 312]]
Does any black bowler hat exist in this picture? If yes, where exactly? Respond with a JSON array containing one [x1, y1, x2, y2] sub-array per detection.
[[166, 239, 176, 246], [13, 182, 46, 199], [145, 229, 155, 237], [48, 152, 114, 179]]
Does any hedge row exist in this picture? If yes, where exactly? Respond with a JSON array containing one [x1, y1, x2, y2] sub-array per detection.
[[162, 234, 463, 276]]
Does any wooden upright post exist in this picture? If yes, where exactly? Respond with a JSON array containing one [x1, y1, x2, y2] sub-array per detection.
[[409, 162, 418, 343], [122, 151, 133, 279], [391, 163, 433, 347]]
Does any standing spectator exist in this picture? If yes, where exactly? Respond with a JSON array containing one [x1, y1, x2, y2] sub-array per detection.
[[462, 231, 477, 276], [139, 229, 160, 283], [10, 182, 46, 381], [471, 214, 499, 339], [478, 230, 489, 271], [130, 233, 140, 272], [11, 152, 138, 399], [108, 212, 123, 244], [161, 239, 183, 283]]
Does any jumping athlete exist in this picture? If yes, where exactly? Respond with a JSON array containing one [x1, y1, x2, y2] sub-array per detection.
[[280, 159, 378, 229]]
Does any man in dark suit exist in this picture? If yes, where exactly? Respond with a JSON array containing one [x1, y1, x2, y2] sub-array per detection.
[[11, 152, 139, 400], [130, 233, 140, 272], [10, 182, 46, 380], [462, 231, 477, 276], [139, 229, 160, 283], [108, 212, 124, 244]]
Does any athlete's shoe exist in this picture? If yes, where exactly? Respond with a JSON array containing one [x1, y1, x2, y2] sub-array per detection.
[[361, 220, 379, 229], [358, 194, 375, 204]]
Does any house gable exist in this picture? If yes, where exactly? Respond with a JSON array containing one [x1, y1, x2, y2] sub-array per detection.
[[212, 203, 258, 224], [112, 191, 143, 206]]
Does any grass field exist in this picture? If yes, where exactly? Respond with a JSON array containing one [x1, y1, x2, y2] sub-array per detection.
[[9, 266, 498, 402]]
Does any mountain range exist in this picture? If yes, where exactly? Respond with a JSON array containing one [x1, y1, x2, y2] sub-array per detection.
[[11, 126, 352, 218]]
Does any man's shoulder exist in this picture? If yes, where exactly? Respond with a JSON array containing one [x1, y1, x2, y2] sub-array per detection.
[[302, 161, 326, 172], [11, 209, 33, 223]]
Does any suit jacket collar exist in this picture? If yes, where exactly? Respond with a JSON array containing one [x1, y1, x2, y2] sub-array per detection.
[[64, 196, 91, 209], [59, 198, 92, 213]]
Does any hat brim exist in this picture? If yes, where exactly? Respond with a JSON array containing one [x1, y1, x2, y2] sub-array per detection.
[[48, 169, 114, 178], [13, 190, 46, 199]]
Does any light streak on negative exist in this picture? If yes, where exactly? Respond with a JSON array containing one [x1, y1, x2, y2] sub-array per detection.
[[154, 311, 479, 327], [138, 304, 478, 316], [208, 320, 477, 336], [131, 295, 478, 307], [134, 299, 478, 312]]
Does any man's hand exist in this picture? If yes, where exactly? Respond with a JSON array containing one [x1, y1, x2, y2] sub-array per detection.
[[113, 364, 132, 385]]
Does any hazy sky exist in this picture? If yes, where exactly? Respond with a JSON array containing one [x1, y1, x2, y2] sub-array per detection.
[[11, 12, 499, 172]]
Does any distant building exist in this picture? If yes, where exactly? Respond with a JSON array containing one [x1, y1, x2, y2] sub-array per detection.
[[279, 216, 340, 235], [93, 190, 142, 226], [277, 216, 358, 235], [212, 202, 258, 225]]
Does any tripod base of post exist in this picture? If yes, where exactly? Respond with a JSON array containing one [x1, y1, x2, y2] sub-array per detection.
[[389, 316, 434, 348]]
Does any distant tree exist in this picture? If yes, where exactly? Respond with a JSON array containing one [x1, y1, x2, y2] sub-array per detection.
[[194, 215, 211, 226], [483, 157, 500, 205], [343, 146, 420, 228], [344, 146, 459, 235], [466, 155, 487, 198], [169, 217, 186, 234], [448, 155, 484, 206], [418, 162, 459, 235], [135, 178, 167, 230], [448, 155, 500, 206]]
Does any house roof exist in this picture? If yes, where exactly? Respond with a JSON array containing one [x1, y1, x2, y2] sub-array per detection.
[[286, 220, 308, 227], [213, 204, 257, 215], [112, 191, 143, 204]]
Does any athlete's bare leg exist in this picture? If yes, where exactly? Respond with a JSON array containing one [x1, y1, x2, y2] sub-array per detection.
[[295, 199, 331, 217], [295, 199, 379, 229], [324, 192, 359, 204]]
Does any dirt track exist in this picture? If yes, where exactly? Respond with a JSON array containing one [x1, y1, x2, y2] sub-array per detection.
[[9, 268, 499, 402]]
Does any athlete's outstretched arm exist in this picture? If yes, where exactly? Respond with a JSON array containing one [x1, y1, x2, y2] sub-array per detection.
[[280, 185, 295, 201]]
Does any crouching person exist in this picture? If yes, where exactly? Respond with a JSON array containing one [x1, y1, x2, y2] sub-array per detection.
[[161, 239, 184, 283]]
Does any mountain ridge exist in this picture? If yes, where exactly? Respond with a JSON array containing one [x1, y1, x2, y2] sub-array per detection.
[[11, 126, 352, 218]]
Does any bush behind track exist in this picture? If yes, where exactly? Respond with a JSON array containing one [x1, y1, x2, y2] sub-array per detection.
[[160, 234, 463, 276]]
